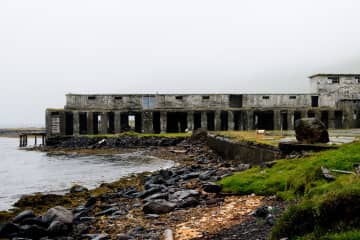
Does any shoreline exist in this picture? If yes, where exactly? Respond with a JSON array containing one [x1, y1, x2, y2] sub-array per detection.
[[0, 135, 283, 239]]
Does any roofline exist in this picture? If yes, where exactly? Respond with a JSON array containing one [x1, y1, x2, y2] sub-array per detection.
[[309, 73, 360, 78], [66, 93, 314, 96]]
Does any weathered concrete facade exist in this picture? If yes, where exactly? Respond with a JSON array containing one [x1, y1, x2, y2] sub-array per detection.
[[46, 74, 360, 136]]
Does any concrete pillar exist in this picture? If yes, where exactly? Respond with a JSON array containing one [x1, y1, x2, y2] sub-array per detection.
[[274, 110, 281, 130], [160, 112, 167, 133], [87, 112, 94, 135], [343, 108, 353, 129], [328, 110, 335, 129], [215, 110, 221, 131], [300, 110, 307, 119], [142, 111, 154, 133], [201, 112, 208, 130], [246, 110, 254, 130], [287, 110, 294, 130], [73, 111, 80, 135], [114, 111, 122, 133], [228, 111, 234, 131], [100, 112, 108, 134], [314, 110, 321, 120], [187, 111, 194, 132]]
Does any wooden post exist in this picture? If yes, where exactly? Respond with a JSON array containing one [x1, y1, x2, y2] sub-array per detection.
[[19, 136, 22, 147], [35, 136, 37, 146]]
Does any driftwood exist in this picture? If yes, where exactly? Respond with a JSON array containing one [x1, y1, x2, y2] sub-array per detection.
[[321, 167, 336, 181]]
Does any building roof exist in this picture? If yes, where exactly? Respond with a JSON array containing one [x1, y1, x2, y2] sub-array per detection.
[[309, 73, 360, 78]]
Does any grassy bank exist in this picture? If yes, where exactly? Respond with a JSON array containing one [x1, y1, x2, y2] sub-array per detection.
[[219, 141, 360, 239]]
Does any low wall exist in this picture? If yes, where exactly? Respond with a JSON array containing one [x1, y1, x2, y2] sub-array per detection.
[[207, 134, 281, 164]]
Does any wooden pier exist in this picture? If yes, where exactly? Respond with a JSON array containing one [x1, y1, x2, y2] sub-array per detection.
[[19, 132, 46, 147]]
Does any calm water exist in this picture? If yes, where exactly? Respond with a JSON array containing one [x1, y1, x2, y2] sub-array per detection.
[[0, 137, 174, 211]]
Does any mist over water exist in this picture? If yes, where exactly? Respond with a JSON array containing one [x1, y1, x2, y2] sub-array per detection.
[[0, 137, 174, 210]]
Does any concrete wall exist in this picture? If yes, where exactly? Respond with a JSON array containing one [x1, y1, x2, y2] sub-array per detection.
[[207, 134, 281, 164], [310, 75, 360, 107]]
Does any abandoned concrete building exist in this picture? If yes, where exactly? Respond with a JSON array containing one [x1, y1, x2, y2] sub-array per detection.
[[46, 74, 360, 136]]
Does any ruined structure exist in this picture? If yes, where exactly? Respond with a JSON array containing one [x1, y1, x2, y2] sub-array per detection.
[[46, 74, 360, 136]]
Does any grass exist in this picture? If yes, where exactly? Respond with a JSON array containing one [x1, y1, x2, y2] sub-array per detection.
[[82, 131, 191, 138], [219, 141, 360, 239], [213, 131, 290, 146]]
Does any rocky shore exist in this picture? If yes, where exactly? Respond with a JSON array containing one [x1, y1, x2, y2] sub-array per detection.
[[0, 133, 284, 240]]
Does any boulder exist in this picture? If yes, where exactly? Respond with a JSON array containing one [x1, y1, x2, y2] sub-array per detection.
[[47, 220, 70, 236], [169, 190, 199, 202], [295, 118, 330, 143], [42, 206, 74, 225], [176, 197, 200, 208], [190, 129, 208, 142], [143, 200, 176, 214], [18, 225, 47, 239], [13, 210, 36, 224], [0, 222, 19, 238], [202, 183, 222, 193]]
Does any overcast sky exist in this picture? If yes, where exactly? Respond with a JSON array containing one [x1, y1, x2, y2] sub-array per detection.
[[1, 0, 360, 127]]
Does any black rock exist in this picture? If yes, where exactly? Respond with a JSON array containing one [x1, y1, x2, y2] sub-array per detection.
[[144, 193, 169, 202], [199, 170, 216, 181], [169, 190, 199, 201], [47, 220, 70, 236], [202, 183, 222, 193], [0, 222, 19, 238], [21, 217, 49, 228], [117, 233, 132, 240], [13, 210, 36, 224], [95, 207, 118, 217], [176, 197, 200, 208], [19, 224, 47, 239], [84, 197, 97, 208], [70, 185, 88, 194], [253, 206, 269, 218], [181, 172, 200, 180], [138, 186, 164, 199], [143, 200, 176, 214]]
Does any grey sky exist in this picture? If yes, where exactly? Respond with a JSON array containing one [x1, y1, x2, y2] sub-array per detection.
[[1, 0, 360, 127]]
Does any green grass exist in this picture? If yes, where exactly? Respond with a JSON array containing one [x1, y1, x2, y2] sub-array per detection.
[[82, 131, 191, 138], [219, 141, 360, 239]]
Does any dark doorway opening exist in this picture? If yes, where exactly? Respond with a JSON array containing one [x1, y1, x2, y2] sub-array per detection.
[[321, 111, 329, 128], [134, 113, 142, 133], [108, 112, 115, 134], [167, 112, 187, 133], [79, 112, 88, 134], [194, 112, 202, 130], [255, 111, 274, 130], [207, 112, 215, 131], [220, 111, 228, 130], [294, 111, 301, 126], [311, 96, 319, 107], [121, 113, 129, 131], [153, 112, 161, 134], [308, 110, 315, 118], [281, 112, 288, 130], [65, 112, 74, 135], [234, 111, 242, 130], [335, 111, 343, 129]]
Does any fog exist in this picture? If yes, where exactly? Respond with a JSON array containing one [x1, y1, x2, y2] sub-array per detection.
[[1, 0, 360, 127]]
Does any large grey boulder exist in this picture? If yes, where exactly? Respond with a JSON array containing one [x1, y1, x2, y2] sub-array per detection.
[[42, 206, 74, 225], [143, 200, 176, 214], [295, 118, 330, 143]]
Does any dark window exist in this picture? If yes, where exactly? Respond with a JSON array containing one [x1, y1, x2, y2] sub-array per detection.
[[289, 96, 297, 99], [51, 112, 60, 116], [262, 96, 270, 100], [202, 96, 210, 100], [88, 96, 96, 100], [311, 96, 319, 107], [328, 76, 340, 84], [229, 95, 243, 108], [114, 96, 122, 100], [175, 96, 183, 100], [355, 77, 360, 83]]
